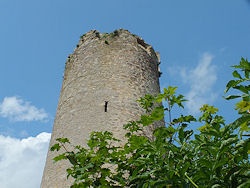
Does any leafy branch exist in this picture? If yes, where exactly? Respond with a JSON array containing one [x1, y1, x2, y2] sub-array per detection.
[[51, 58, 249, 187]]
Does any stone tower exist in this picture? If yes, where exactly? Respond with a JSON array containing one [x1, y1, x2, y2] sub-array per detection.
[[41, 29, 163, 187]]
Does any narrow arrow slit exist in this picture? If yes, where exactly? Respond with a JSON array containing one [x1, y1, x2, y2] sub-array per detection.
[[104, 101, 108, 112]]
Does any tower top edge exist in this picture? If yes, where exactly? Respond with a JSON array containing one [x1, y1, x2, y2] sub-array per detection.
[[79, 29, 149, 45], [75, 29, 161, 64]]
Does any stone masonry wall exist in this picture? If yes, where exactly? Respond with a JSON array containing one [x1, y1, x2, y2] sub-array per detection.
[[41, 29, 164, 188]]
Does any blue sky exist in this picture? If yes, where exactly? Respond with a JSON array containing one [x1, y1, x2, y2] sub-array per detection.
[[0, 0, 249, 187]]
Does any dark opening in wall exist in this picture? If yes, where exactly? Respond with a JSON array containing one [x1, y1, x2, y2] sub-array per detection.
[[104, 101, 108, 112]]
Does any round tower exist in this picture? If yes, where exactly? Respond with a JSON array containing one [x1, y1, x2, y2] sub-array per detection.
[[41, 29, 163, 187]]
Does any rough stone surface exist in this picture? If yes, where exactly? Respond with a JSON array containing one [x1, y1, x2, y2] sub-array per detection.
[[41, 29, 164, 188]]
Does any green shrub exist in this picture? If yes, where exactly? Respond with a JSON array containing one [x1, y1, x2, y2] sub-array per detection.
[[51, 58, 250, 187]]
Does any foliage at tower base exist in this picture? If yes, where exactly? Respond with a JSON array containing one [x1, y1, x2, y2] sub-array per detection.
[[51, 58, 249, 188]]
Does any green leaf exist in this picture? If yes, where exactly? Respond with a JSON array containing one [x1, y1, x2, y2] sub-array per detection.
[[245, 70, 249, 79], [137, 94, 155, 112], [184, 130, 193, 141], [219, 137, 238, 151], [168, 86, 177, 96], [139, 115, 153, 126], [67, 154, 78, 166], [235, 100, 250, 113], [196, 124, 208, 132], [79, 163, 94, 173], [237, 179, 250, 188], [53, 154, 67, 162], [178, 127, 185, 144], [224, 79, 247, 93], [234, 85, 249, 94], [224, 95, 241, 100], [165, 126, 177, 136], [50, 143, 61, 151], [232, 70, 242, 79], [155, 94, 164, 103], [200, 104, 218, 114], [230, 114, 250, 133], [238, 121, 249, 138], [56, 138, 70, 144], [151, 106, 164, 121]]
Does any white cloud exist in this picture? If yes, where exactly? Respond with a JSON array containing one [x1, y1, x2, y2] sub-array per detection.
[[181, 52, 218, 113], [0, 132, 51, 188], [0, 96, 48, 122]]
